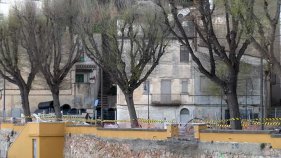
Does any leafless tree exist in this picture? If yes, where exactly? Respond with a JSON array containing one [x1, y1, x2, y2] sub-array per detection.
[[250, 0, 281, 77], [80, 1, 169, 127], [0, 3, 40, 122], [16, 0, 81, 119], [158, 0, 255, 129]]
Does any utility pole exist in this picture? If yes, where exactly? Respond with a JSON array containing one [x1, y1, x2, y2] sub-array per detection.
[[260, 57, 264, 130], [147, 81, 150, 120], [100, 68, 103, 122], [220, 89, 223, 121], [3, 73, 5, 121], [245, 79, 248, 120]]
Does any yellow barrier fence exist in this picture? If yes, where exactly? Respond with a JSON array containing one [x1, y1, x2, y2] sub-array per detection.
[[5, 115, 281, 128]]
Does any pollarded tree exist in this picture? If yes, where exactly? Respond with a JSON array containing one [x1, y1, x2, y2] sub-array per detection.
[[16, 0, 81, 119], [81, 1, 169, 127], [0, 3, 40, 122], [158, 0, 255, 129]]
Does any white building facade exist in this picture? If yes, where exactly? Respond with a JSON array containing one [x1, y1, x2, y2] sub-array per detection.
[[115, 1, 263, 125], [116, 38, 196, 125]]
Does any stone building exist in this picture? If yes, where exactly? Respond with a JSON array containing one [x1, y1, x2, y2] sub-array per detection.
[[116, 0, 265, 125], [116, 39, 194, 124]]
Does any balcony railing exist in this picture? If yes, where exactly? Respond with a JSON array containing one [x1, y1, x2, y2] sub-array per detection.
[[151, 94, 182, 106]]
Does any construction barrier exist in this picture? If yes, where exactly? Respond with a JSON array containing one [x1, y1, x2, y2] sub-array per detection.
[[7, 115, 281, 128]]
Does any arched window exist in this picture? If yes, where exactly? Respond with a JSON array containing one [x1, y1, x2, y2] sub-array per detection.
[[180, 108, 189, 115]]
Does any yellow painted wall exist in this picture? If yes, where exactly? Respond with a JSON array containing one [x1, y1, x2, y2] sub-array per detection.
[[7, 123, 65, 158], [270, 137, 281, 149], [194, 124, 208, 139], [8, 125, 34, 158], [4, 123, 177, 158], [97, 129, 168, 140], [1, 123, 24, 132], [65, 126, 174, 140], [28, 123, 65, 137], [65, 126, 98, 134], [199, 132, 272, 144], [39, 137, 64, 158], [1, 123, 14, 130], [195, 125, 281, 149], [167, 124, 179, 137]]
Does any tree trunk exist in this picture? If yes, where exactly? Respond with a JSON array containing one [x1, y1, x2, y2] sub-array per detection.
[[226, 92, 242, 129], [19, 87, 32, 122], [271, 58, 281, 79], [124, 92, 140, 128], [224, 76, 242, 130], [265, 72, 271, 118], [51, 87, 62, 120]]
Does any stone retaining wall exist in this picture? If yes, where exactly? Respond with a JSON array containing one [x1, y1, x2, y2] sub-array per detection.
[[0, 130, 17, 158], [199, 142, 281, 158], [64, 134, 197, 158], [64, 134, 281, 158]]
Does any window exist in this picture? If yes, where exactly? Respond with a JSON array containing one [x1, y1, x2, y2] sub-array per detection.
[[200, 76, 206, 92], [182, 21, 195, 37], [180, 45, 189, 63], [75, 74, 84, 83], [79, 53, 85, 62], [181, 80, 189, 94], [33, 139, 37, 158], [143, 80, 150, 95], [161, 79, 171, 103], [200, 76, 210, 92]]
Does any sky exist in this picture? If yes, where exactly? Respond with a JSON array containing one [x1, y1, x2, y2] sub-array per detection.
[[0, 0, 42, 17]]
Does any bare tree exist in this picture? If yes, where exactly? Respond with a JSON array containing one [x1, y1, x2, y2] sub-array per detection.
[[81, 1, 169, 127], [0, 4, 40, 122], [16, 0, 81, 119], [250, 0, 281, 77], [158, 0, 255, 129]]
